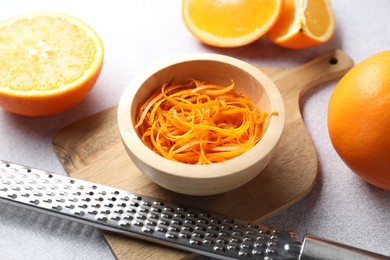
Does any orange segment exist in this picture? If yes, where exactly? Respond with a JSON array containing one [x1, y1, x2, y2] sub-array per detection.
[[266, 0, 335, 49], [0, 12, 104, 116], [182, 0, 283, 48]]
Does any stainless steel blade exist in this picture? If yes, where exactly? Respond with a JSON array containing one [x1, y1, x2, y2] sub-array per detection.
[[0, 160, 387, 260]]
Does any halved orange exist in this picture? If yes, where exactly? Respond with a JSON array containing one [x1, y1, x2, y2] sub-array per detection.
[[0, 12, 104, 116], [266, 0, 335, 49], [182, 0, 283, 48]]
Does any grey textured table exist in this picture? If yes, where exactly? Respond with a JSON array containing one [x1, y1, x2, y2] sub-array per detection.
[[0, 1, 389, 259]]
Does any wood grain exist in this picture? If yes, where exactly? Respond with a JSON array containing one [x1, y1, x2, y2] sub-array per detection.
[[52, 49, 353, 259]]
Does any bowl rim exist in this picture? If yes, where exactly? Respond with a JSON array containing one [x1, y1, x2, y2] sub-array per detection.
[[117, 53, 285, 179]]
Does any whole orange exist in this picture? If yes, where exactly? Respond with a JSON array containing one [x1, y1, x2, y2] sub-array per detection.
[[328, 50, 390, 190]]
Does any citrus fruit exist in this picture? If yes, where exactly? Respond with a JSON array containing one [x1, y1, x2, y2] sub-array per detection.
[[182, 0, 283, 48], [266, 0, 335, 49], [0, 12, 104, 116], [328, 50, 390, 190]]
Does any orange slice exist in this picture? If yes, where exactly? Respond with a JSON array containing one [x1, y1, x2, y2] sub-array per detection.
[[0, 12, 104, 116], [266, 0, 335, 49], [182, 0, 283, 48]]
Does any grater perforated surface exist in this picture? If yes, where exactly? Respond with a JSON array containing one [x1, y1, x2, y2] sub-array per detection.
[[0, 160, 302, 259]]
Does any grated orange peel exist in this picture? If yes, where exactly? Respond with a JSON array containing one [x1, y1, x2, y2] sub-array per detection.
[[135, 79, 274, 164]]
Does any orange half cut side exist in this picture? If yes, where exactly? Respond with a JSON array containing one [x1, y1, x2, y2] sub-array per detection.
[[182, 0, 283, 48], [0, 12, 104, 116]]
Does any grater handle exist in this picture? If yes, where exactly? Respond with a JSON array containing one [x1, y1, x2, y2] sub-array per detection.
[[300, 235, 390, 260]]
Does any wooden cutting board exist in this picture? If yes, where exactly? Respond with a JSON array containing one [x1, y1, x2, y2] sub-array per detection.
[[52, 49, 353, 259]]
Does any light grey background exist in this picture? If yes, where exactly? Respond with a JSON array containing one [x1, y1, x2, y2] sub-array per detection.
[[0, 1, 389, 259]]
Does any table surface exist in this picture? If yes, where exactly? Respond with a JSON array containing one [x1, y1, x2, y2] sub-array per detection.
[[1, 1, 389, 259]]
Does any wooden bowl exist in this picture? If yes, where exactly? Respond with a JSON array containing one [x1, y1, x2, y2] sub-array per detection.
[[117, 53, 285, 196]]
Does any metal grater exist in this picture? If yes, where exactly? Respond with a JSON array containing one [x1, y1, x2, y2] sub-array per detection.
[[0, 160, 387, 260]]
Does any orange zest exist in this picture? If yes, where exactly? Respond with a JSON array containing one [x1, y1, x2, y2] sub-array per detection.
[[135, 79, 273, 165]]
